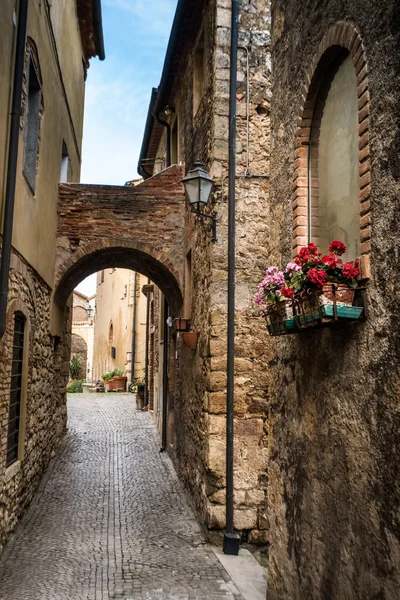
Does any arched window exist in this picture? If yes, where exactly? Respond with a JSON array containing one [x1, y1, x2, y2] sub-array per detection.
[[108, 321, 113, 346], [309, 52, 360, 261]]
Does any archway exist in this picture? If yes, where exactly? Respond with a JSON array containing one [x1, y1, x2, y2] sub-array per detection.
[[54, 245, 183, 316]]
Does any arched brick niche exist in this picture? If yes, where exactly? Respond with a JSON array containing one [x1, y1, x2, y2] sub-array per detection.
[[293, 22, 371, 277]]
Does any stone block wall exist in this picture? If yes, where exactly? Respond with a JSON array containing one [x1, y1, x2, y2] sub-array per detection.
[[158, 0, 273, 542], [0, 250, 67, 553], [267, 0, 400, 597]]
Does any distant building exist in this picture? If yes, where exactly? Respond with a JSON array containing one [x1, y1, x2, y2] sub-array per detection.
[[71, 291, 95, 381], [92, 269, 147, 385]]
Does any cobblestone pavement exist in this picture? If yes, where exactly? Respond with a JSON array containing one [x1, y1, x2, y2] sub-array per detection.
[[0, 394, 243, 600]]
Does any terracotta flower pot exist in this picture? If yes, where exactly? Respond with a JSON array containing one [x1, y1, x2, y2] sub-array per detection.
[[322, 283, 355, 306], [112, 376, 127, 392], [183, 331, 198, 350]]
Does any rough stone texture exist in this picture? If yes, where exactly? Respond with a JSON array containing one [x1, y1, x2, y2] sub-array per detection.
[[267, 1, 400, 598], [55, 165, 186, 315], [70, 333, 88, 376], [0, 394, 243, 600], [0, 251, 67, 554], [152, 0, 272, 543]]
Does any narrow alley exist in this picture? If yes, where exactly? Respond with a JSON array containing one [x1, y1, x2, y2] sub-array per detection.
[[0, 395, 243, 600]]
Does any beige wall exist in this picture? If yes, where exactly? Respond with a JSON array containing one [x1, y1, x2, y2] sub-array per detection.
[[0, 0, 86, 287], [92, 270, 148, 384]]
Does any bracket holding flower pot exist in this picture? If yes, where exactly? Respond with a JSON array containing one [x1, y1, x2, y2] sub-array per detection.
[[182, 331, 198, 349], [172, 317, 191, 333]]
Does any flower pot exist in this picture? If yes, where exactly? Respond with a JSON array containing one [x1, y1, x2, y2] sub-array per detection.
[[322, 283, 355, 306], [183, 331, 198, 349], [112, 375, 127, 392], [265, 301, 293, 335]]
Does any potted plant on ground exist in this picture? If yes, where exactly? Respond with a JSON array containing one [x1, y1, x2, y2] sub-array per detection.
[[111, 368, 127, 392], [102, 371, 114, 391]]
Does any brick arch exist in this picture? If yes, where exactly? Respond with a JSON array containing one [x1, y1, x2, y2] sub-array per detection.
[[54, 241, 183, 315], [293, 22, 371, 275]]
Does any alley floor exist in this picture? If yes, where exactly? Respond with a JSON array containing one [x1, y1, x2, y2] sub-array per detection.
[[0, 394, 243, 600]]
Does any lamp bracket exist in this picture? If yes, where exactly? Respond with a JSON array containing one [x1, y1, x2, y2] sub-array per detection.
[[191, 209, 217, 243]]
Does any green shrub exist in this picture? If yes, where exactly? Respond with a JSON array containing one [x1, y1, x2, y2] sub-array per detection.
[[70, 355, 82, 380], [101, 372, 114, 381], [67, 380, 83, 393]]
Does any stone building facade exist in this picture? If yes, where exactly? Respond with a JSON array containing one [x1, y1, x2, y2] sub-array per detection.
[[265, 0, 400, 597], [139, 0, 272, 542], [0, 1, 104, 552]]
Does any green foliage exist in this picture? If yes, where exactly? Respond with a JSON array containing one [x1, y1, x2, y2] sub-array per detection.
[[67, 380, 83, 393], [102, 368, 124, 381], [70, 355, 82, 380], [102, 372, 114, 381]]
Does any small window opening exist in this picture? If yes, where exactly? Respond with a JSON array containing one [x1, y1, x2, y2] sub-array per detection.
[[184, 250, 192, 318], [171, 118, 178, 165], [6, 315, 26, 467], [108, 322, 114, 346], [193, 30, 205, 116], [60, 141, 69, 182], [23, 54, 41, 193]]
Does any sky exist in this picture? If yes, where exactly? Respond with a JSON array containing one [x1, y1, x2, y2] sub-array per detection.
[[75, 0, 178, 297]]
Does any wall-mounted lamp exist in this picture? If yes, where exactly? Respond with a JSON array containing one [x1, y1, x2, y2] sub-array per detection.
[[87, 305, 94, 320], [182, 160, 216, 242]]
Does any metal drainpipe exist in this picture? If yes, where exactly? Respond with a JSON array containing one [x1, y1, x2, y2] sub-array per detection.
[[223, 0, 241, 556], [143, 278, 150, 408], [0, 0, 29, 339], [160, 297, 169, 451], [154, 113, 171, 168], [130, 273, 138, 384]]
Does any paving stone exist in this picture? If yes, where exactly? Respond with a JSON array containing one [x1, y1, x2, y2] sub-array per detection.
[[0, 394, 243, 600]]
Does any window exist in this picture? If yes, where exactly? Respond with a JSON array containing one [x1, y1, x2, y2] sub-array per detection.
[[171, 118, 178, 165], [60, 141, 69, 182], [193, 29, 205, 116], [23, 54, 41, 193], [309, 53, 360, 261], [108, 322, 113, 345], [184, 250, 192, 318], [6, 315, 26, 467]]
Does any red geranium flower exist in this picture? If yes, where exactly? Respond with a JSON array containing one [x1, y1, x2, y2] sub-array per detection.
[[307, 268, 328, 288], [281, 285, 294, 299], [342, 261, 360, 279], [322, 254, 338, 269], [328, 240, 346, 256], [307, 243, 318, 255]]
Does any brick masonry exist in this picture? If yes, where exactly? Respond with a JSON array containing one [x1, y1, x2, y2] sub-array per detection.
[[55, 165, 186, 315]]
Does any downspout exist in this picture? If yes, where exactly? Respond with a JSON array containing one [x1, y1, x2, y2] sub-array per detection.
[[154, 113, 171, 168], [130, 273, 137, 384], [0, 0, 29, 339], [223, 0, 241, 555], [160, 297, 169, 451], [143, 278, 150, 408]]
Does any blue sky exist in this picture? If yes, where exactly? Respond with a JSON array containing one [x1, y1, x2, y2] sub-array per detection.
[[80, 0, 177, 186], [76, 0, 177, 296]]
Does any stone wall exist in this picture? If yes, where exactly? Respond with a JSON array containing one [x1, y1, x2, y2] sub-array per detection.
[[155, 0, 272, 542], [0, 251, 67, 553], [267, 0, 400, 597]]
